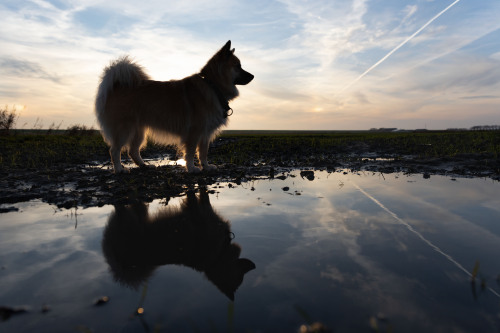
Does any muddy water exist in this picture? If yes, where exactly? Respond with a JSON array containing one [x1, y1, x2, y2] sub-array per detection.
[[1, 170, 499, 332]]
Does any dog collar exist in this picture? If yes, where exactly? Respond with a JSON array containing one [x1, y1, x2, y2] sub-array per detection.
[[197, 74, 233, 118]]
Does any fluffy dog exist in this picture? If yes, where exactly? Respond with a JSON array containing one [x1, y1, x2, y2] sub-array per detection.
[[95, 40, 253, 173]]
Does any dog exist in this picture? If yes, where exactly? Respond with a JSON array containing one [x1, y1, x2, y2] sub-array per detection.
[[95, 40, 254, 173], [101, 189, 256, 300]]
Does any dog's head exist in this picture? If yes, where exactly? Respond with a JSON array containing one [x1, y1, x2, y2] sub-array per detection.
[[201, 40, 254, 98], [220, 40, 254, 86]]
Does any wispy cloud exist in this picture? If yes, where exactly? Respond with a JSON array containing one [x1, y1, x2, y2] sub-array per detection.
[[461, 95, 499, 100], [0, 57, 62, 83]]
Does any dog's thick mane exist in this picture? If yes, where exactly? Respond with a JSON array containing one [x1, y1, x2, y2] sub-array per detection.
[[200, 45, 239, 101]]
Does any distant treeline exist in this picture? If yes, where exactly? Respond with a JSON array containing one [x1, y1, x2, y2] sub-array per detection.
[[469, 125, 500, 131], [370, 125, 500, 132]]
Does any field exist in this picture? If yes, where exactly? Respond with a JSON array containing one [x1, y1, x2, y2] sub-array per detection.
[[1, 130, 499, 209], [2, 129, 499, 168]]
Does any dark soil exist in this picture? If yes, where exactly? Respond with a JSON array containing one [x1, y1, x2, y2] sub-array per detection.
[[1, 134, 499, 211]]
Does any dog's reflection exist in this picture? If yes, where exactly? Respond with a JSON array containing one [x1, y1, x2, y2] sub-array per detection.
[[101, 189, 255, 300]]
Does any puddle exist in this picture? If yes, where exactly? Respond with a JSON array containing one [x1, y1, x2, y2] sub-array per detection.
[[1, 170, 499, 332], [88, 156, 187, 170], [361, 157, 395, 161]]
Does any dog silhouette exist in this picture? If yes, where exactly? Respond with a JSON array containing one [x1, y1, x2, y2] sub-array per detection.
[[101, 189, 255, 300]]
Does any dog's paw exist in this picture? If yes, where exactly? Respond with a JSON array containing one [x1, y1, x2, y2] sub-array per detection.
[[139, 163, 155, 170], [114, 164, 130, 174], [187, 166, 202, 174], [203, 164, 217, 172]]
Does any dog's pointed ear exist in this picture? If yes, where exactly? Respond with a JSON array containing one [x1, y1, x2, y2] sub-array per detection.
[[220, 40, 234, 58], [223, 40, 231, 52]]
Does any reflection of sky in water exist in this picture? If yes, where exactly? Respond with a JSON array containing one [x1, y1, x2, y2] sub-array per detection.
[[0, 171, 499, 332]]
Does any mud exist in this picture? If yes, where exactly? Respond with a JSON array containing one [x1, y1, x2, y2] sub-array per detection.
[[1, 139, 499, 211]]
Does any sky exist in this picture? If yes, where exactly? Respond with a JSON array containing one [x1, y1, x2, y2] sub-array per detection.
[[1, 0, 499, 130]]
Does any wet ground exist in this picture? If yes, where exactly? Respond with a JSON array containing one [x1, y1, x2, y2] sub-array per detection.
[[1, 131, 500, 331], [1, 135, 499, 211], [1, 170, 499, 332]]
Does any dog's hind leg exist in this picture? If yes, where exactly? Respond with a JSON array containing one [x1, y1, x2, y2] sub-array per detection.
[[110, 145, 125, 173], [128, 128, 148, 168], [109, 131, 131, 173], [198, 138, 216, 172]]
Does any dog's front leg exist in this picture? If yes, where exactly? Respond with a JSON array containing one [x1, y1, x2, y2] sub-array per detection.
[[184, 143, 201, 173], [198, 139, 216, 172]]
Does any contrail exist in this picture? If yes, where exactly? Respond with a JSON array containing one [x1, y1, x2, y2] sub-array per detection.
[[340, 0, 461, 92]]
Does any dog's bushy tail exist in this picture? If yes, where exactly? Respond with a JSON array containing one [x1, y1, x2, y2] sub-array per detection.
[[95, 56, 150, 139]]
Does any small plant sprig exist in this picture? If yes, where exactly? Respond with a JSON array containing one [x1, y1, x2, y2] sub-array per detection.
[[0, 105, 20, 135], [469, 260, 500, 300]]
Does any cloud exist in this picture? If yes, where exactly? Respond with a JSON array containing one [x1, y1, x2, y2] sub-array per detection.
[[461, 95, 499, 100], [0, 57, 62, 83], [386, 53, 500, 96], [278, 0, 370, 68], [402, 4, 418, 22]]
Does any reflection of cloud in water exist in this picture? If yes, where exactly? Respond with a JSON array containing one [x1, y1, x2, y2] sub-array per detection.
[[320, 266, 344, 283], [482, 199, 500, 213], [230, 170, 500, 330], [353, 181, 500, 298]]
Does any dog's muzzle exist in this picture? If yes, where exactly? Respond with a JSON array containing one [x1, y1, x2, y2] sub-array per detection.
[[234, 70, 254, 85]]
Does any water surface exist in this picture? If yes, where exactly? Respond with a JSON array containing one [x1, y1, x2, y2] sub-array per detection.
[[1, 170, 499, 332]]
